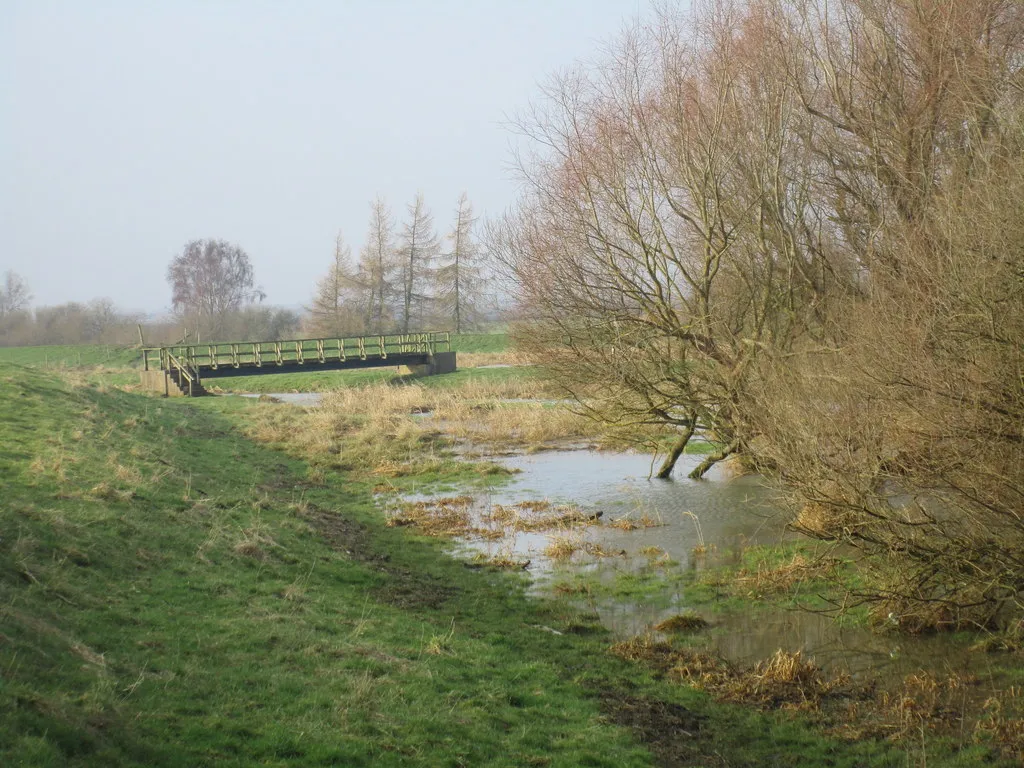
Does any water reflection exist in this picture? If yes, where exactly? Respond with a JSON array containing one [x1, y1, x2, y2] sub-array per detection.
[[491, 449, 787, 571]]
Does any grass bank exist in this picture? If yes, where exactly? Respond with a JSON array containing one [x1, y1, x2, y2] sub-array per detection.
[[0, 363, 944, 767]]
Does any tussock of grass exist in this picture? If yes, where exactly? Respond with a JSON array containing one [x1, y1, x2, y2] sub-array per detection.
[[471, 552, 531, 570], [654, 612, 709, 633], [544, 534, 585, 561], [544, 536, 625, 562]]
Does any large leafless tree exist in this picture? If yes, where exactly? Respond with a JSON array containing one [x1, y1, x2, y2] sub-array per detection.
[[167, 239, 264, 340], [502, 0, 1024, 627]]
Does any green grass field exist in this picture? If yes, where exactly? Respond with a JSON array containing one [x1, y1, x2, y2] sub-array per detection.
[[0, 344, 141, 368], [0, 363, 966, 767], [448, 332, 508, 353]]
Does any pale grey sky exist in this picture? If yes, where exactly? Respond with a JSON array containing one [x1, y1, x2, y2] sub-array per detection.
[[2, 0, 656, 312]]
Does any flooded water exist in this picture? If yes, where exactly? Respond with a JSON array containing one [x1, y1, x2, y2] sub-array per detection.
[[440, 448, 784, 572], [401, 446, 990, 682]]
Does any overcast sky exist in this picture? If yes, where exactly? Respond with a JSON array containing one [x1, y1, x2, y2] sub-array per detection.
[[2, 0, 656, 313]]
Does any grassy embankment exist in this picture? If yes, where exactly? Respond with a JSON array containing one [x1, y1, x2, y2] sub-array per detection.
[[1, 362, 948, 767]]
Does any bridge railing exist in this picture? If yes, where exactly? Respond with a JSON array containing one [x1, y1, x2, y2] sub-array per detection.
[[144, 332, 451, 373], [164, 350, 198, 396]]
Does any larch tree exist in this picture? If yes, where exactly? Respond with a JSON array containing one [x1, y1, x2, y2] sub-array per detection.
[[357, 197, 398, 334], [308, 234, 364, 337], [397, 193, 439, 334], [435, 193, 485, 333]]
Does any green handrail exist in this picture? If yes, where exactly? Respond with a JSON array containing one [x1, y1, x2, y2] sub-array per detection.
[[154, 332, 452, 373]]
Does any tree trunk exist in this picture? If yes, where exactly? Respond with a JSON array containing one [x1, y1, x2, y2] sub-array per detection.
[[655, 419, 697, 479], [688, 439, 739, 480]]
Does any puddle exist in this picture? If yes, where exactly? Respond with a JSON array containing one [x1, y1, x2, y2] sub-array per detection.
[[238, 392, 325, 406]]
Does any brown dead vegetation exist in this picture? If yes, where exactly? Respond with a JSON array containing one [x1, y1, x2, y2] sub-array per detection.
[[386, 497, 497, 540], [698, 551, 842, 599], [485, 501, 602, 532], [607, 514, 664, 531], [613, 635, 1024, 761]]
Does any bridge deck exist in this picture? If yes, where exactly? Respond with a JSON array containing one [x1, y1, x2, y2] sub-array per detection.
[[142, 332, 454, 395]]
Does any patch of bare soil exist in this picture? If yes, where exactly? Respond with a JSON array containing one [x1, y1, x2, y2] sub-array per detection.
[[300, 504, 458, 610], [598, 690, 714, 767]]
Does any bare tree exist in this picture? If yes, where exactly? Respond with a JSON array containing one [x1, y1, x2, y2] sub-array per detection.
[[167, 239, 264, 340], [435, 193, 485, 333], [0, 271, 31, 317], [397, 193, 439, 334], [497, 3, 819, 478], [744, 0, 1024, 629]]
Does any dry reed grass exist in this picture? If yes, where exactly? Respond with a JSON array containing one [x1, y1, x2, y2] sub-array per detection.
[[544, 535, 625, 561], [456, 351, 533, 369], [315, 380, 609, 450], [484, 501, 601, 532], [607, 514, 664, 531], [708, 553, 842, 598], [613, 634, 1024, 760], [544, 535, 585, 561], [386, 496, 503, 540], [611, 637, 853, 711]]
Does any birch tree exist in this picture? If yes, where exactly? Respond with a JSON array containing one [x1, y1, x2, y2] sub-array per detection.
[[0, 271, 31, 318], [167, 239, 264, 340]]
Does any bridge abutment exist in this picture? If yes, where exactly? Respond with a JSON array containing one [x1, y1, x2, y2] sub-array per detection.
[[404, 351, 457, 377]]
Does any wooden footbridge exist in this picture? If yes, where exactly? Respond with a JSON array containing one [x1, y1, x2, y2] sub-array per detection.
[[141, 332, 455, 396]]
